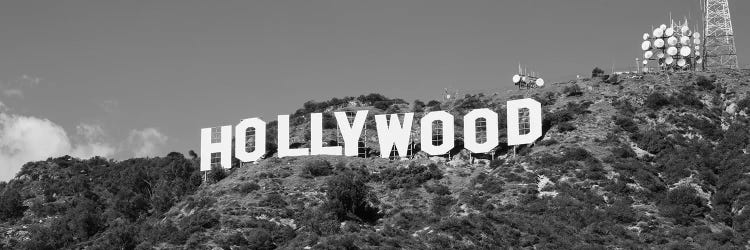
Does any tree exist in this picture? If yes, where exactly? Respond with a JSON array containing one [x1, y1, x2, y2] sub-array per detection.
[[208, 164, 227, 183], [592, 67, 605, 78], [325, 171, 380, 223], [0, 185, 26, 221], [413, 100, 426, 112]]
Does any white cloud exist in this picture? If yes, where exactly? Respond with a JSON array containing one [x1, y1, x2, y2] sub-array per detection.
[[70, 123, 115, 159], [127, 128, 168, 157], [0, 115, 119, 181], [0, 113, 73, 181]]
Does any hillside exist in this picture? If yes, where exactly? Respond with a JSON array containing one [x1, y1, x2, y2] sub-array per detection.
[[3, 69, 750, 249]]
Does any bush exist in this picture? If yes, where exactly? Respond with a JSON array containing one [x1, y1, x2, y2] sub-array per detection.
[[557, 122, 576, 132], [0, 186, 26, 221], [259, 193, 288, 208], [472, 173, 504, 194], [562, 147, 592, 161], [424, 183, 451, 196], [737, 98, 750, 112], [563, 84, 583, 97], [374, 163, 443, 189], [208, 164, 228, 183], [431, 195, 455, 216], [644, 92, 672, 110], [614, 116, 639, 133], [606, 74, 620, 84], [659, 186, 708, 225], [236, 182, 261, 193], [633, 129, 674, 154], [324, 171, 380, 223], [695, 75, 716, 90], [592, 67, 605, 78], [300, 159, 333, 178]]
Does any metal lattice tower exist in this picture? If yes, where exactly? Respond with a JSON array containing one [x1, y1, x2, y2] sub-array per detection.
[[703, 0, 738, 69]]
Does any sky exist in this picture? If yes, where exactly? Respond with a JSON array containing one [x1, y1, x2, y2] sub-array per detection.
[[0, 0, 748, 180]]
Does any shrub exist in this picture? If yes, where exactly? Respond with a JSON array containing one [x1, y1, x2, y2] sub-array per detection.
[[562, 147, 592, 161], [324, 171, 380, 223], [557, 122, 576, 132], [644, 92, 672, 110], [424, 183, 451, 196], [0, 186, 26, 221], [674, 90, 704, 109], [614, 116, 639, 133], [695, 75, 716, 90], [236, 182, 261, 193], [633, 129, 674, 154], [659, 186, 708, 225], [259, 193, 288, 208], [374, 163, 443, 189], [300, 159, 333, 178], [208, 164, 228, 183], [472, 173, 504, 194], [179, 210, 221, 236], [737, 98, 750, 112], [606, 74, 620, 84], [610, 146, 636, 159], [592, 67, 605, 78], [563, 84, 584, 97], [431, 195, 456, 216]]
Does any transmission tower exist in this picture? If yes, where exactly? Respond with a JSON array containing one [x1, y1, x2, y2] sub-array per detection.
[[703, 0, 738, 69]]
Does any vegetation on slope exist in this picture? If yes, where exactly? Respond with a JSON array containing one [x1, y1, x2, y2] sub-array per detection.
[[2, 69, 750, 249]]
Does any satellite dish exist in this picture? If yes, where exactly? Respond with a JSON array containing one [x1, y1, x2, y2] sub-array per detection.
[[665, 27, 675, 37], [654, 39, 665, 48], [653, 28, 664, 37], [643, 33, 650, 40], [680, 47, 692, 57], [677, 58, 687, 67], [522, 76, 529, 83], [693, 32, 700, 38], [664, 56, 674, 65], [667, 36, 678, 46], [644, 50, 653, 59], [681, 26, 690, 35], [657, 52, 665, 58], [693, 38, 701, 45], [536, 78, 545, 87], [642, 59, 649, 65], [512, 74, 521, 83], [641, 41, 652, 50], [667, 47, 678, 56], [660, 24, 667, 30], [680, 36, 690, 45]]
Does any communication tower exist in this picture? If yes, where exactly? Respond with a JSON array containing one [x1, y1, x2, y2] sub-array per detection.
[[702, 0, 738, 69]]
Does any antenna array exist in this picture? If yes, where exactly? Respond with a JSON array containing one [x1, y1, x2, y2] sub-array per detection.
[[641, 20, 702, 72], [512, 63, 545, 90]]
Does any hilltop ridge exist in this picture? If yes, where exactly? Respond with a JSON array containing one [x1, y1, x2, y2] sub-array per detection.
[[3, 69, 750, 249]]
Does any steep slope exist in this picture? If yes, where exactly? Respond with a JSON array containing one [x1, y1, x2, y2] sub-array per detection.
[[2, 69, 750, 249]]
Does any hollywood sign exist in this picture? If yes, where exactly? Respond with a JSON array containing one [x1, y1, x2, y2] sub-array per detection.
[[201, 98, 542, 171]]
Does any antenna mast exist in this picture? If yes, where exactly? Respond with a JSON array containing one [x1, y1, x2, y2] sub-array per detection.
[[703, 0, 738, 69]]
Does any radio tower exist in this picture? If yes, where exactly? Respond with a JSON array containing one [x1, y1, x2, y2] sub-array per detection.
[[703, 0, 738, 69]]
